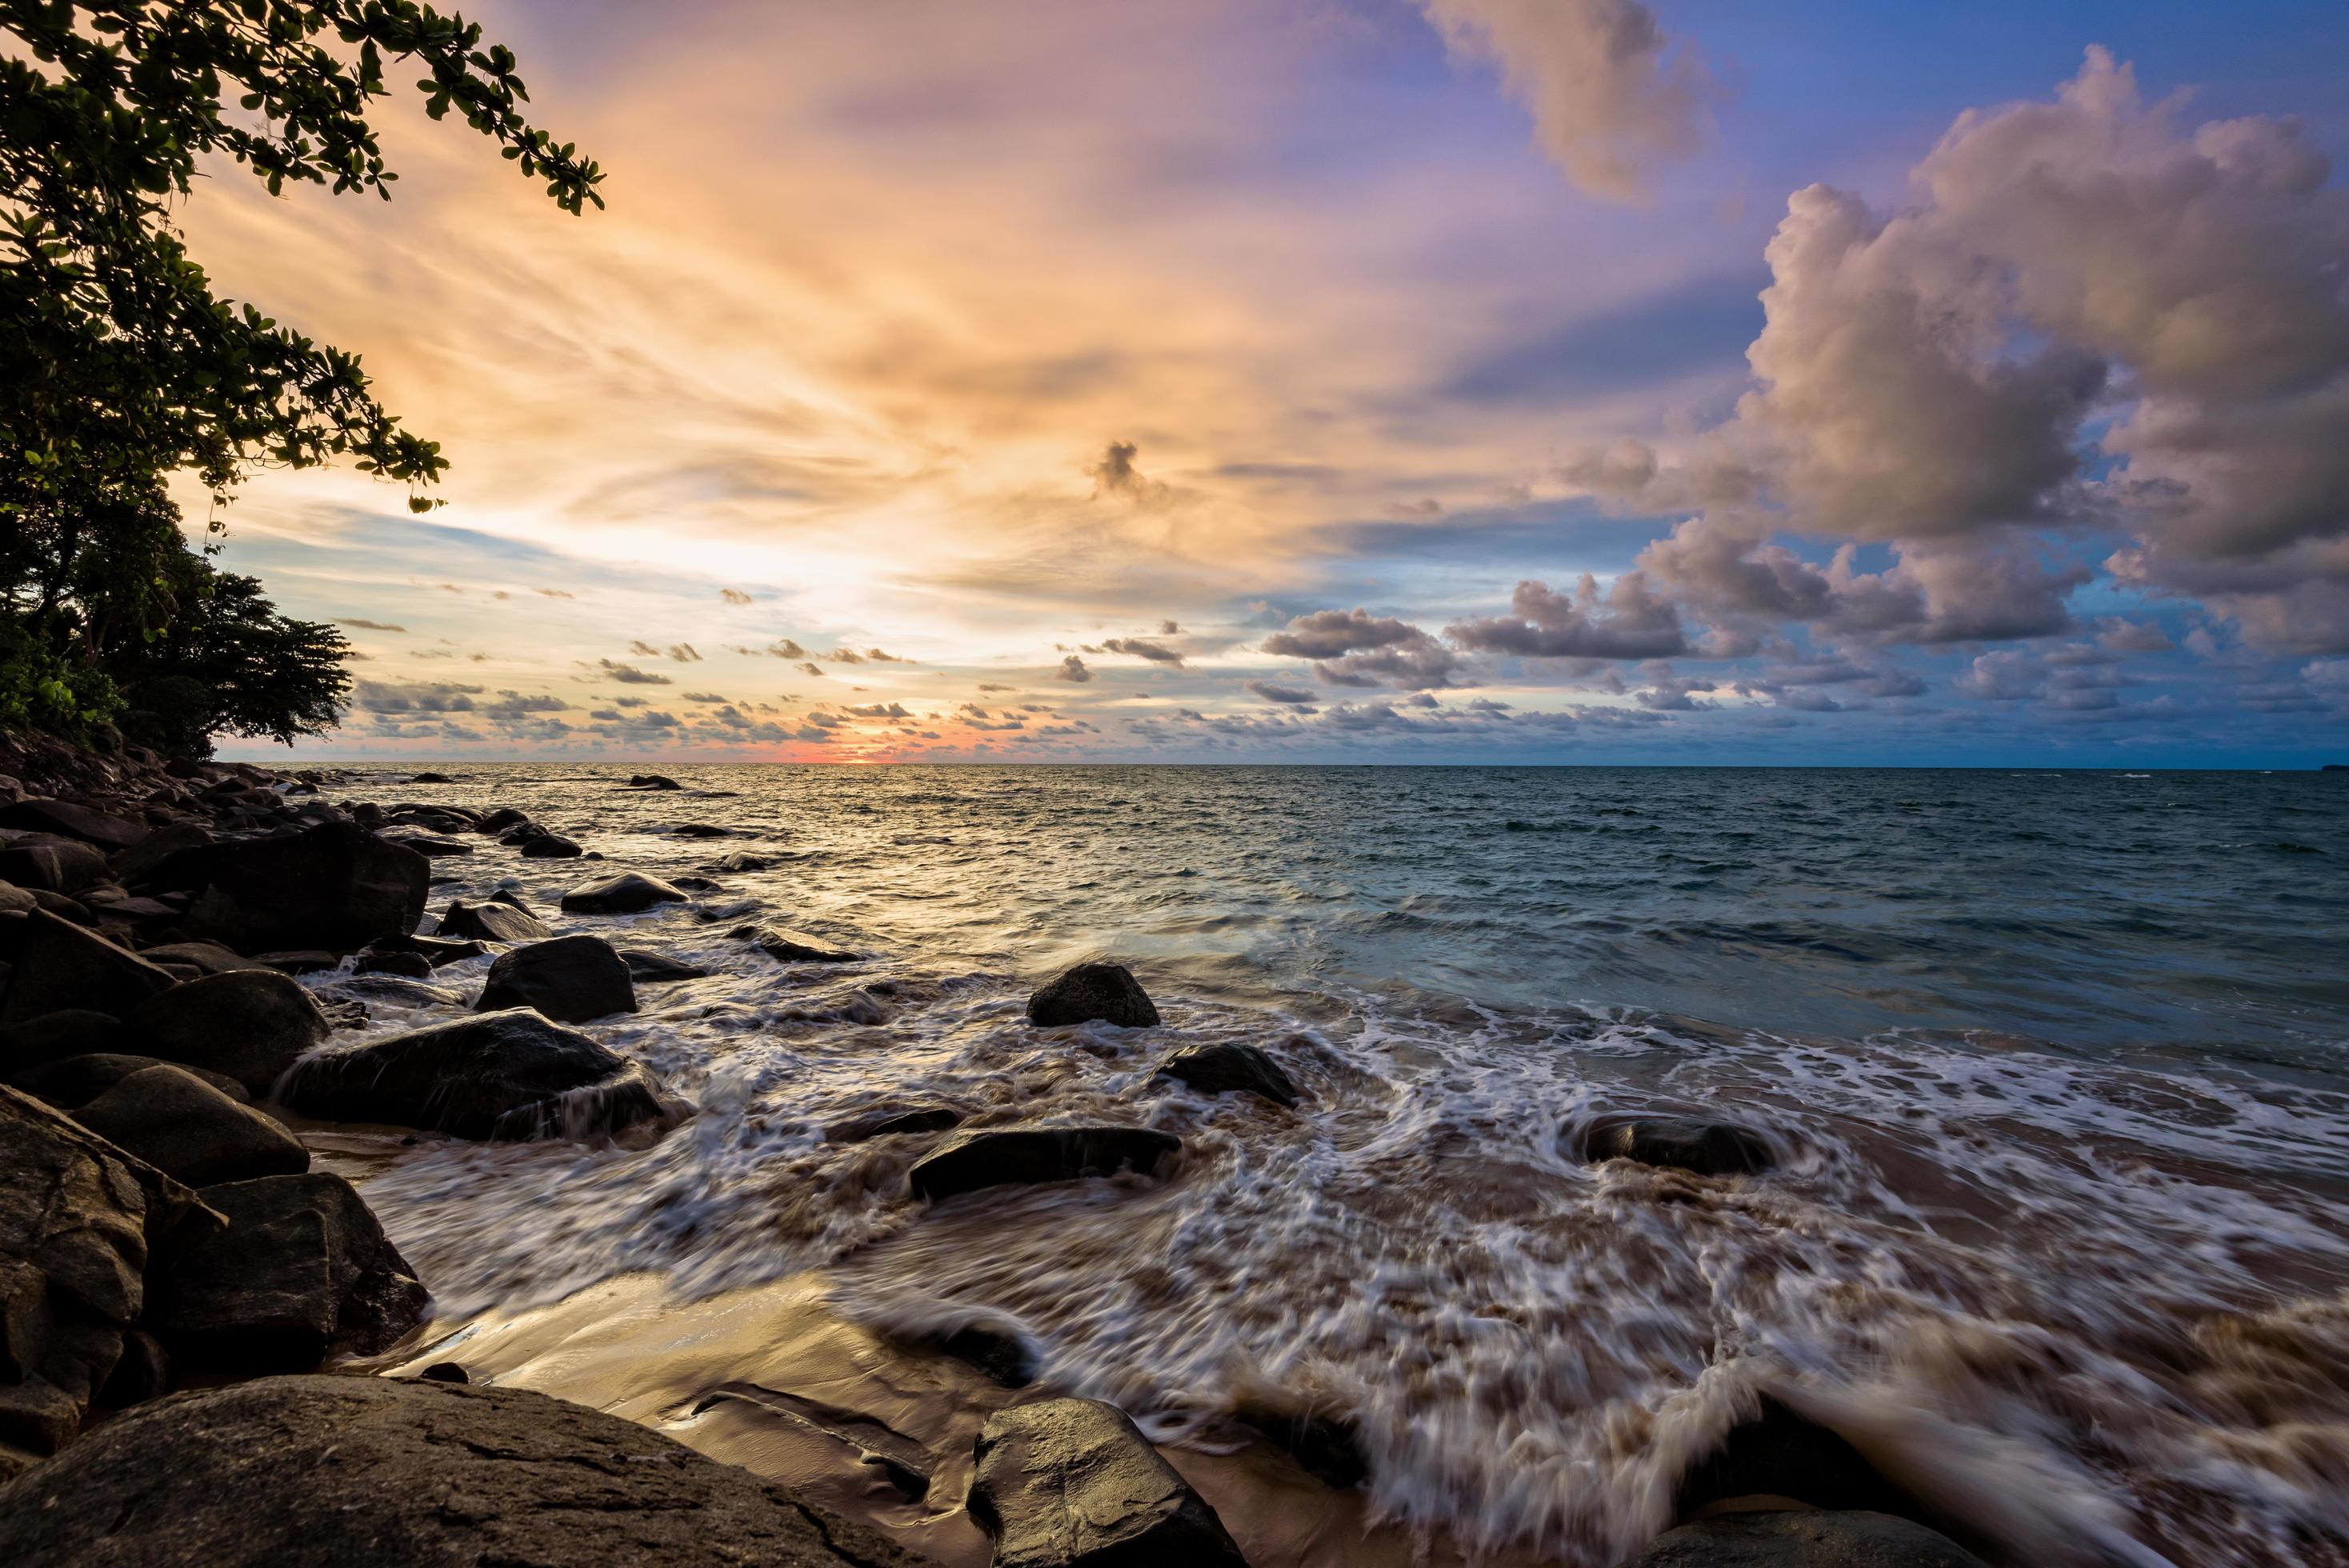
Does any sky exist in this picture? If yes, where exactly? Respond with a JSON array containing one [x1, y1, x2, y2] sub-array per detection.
[[185, 0, 2349, 766]]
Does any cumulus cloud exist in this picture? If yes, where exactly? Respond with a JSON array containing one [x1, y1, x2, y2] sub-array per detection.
[[668, 643, 703, 662], [354, 680, 484, 713], [794, 661, 826, 677], [1054, 654, 1093, 682], [335, 618, 407, 633], [1449, 573, 1687, 659], [682, 690, 730, 703], [596, 661, 674, 686], [1262, 607, 1464, 689], [1247, 680, 1318, 708], [1101, 637, 1185, 666], [1085, 440, 1171, 506], [1415, 0, 1707, 201]]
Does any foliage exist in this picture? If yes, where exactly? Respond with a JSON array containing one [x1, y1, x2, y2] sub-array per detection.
[[110, 553, 351, 754], [0, 1, 601, 747]]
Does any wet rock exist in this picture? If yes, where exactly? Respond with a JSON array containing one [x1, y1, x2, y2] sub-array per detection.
[[520, 832, 583, 858], [476, 935, 638, 1023], [560, 871, 689, 915], [0, 799, 147, 850], [0, 882, 30, 914], [626, 773, 684, 790], [366, 932, 491, 966], [148, 822, 430, 952], [0, 1085, 196, 1462], [1579, 1113, 1776, 1177], [126, 968, 331, 1098], [476, 806, 530, 834], [320, 974, 466, 1009], [910, 1126, 1182, 1202], [72, 1066, 309, 1188], [130, 939, 270, 976], [1156, 1042, 1299, 1108], [1026, 962, 1160, 1029], [418, 1360, 470, 1383], [622, 948, 710, 982], [671, 874, 724, 892], [1618, 1511, 1989, 1568], [0, 1010, 129, 1076], [754, 926, 859, 963], [148, 1173, 425, 1371], [970, 1397, 1247, 1568], [254, 950, 340, 975], [379, 828, 471, 858], [410, 771, 454, 784], [279, 1008, 672, 1140], [828, 1104, 964, 1143], [714, 850, 774, 872], [27, 888, 92, 924], [353, 950, 433, 978], [0, 911, 178, 1025], [1674, 1396, 1920, 1522], [1236, 1406, 1368, 1490], [0, 839, 106, 894], [106, 822, 213, 888], [928, 1321, 1035, 1388], [10, 1053, 246, 1110], [670, 822, 731, 838], [0, 1375, 926, 1566], [434, 896, 554, 944]]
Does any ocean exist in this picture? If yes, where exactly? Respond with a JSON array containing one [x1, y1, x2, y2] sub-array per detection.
[[309, 765, 2349, 1566]]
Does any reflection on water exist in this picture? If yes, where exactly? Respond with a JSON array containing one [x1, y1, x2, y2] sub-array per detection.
[[311, 766, 2349, 1566]]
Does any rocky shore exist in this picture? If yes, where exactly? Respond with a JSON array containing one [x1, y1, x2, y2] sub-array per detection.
[[0, 734, 1994, 1567]]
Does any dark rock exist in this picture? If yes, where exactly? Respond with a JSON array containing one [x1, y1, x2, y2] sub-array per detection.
[[970, 1397, 1246, 1568], [380, 828, 473, 858], [930, 1321, 1035, 1387], [671, 874, 723, 892], [0, 1086, 195, 1460], [0, 799, 147, 850], [279, 1008, 672, 1141], [560, 871, 689, 915], [1617, 1511, 1990, 1568], [0, 882, 30, 914], [754, 926, 859, 963], [0, 839, 106, 894], [11, 1051, 245, 1109], [520, 832, 583, 858], [27, 888, 91, 924], [670, 822, 731, 838], [73, 1066, 309, 1188], [0, 911, 177, 1025], [354, 950, 434, 978], [434, 897, 554, 944], [148, 822, 430, 953], [0, 1011, 128, 1077], [829, 1104, 964, 1143], [0, 1375, 927, 1566], [97, 1329, 167, 1409], [130, 939, 270, 976], [626, 773, 684, 790], [622, 948, 710, 982], [1579, 1113, 1777, 1177], [476, 935, 638, 1023], [418, 1360, 469, 1383], [106, 822, 213, 890], [254, 950, 341, 975], [126, 969, 331, 1098], [1026, 962, 1160, 1028], [1156, 1042, 1299, 1108], [713, 851, 774, 872], [410, 771, 454, 783], [366, 932, 490, 966], [148, 1173, 425, 1371], [319, 974, 466, 1009], [1675, 1396, 1922, 1522], [910, 1126, 1181, 1202], [1237, 1406, 1367, 1490], [476, 807, 530, 834]]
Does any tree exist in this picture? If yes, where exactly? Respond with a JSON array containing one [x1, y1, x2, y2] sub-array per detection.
[[108, 550, 351, 756], [0, 1, 602, 744]]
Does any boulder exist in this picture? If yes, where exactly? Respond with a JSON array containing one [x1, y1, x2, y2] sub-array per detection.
[[1617, 1511, 1989, 1568], [366, 932, 491, 966], [1579, 1113, 1776, 1177], [320, 974, 466, 1009], [105, 822, 213, 889], [126, 969, 331, 1098], [130, 939, 270, 976], [0, 1375, 927, 1567], [1674, 1396, 1921, 1521], [0, 1011, 129, 1077], [254, 950, 340, 975], [1155, 1042, 1299, 1108], [910, 1126, 1182, 1202], [378, 829, 472, 858], [626, 774, 684, 790], [560, 871, 688, 915], [147, 1173, 426, 1371], [475, 806, 530, 834], [0, 911, 178, 1025], [622, 948, 710, 982], [11, 1054, 247, 1110], [148, 822, 430, 952], [0, 1086, 196, 1460], [72, 1066, 309, 1188], [669, 822, 731, 838], [353, 950, 434, 978], [1026, 963, 1160, 1028], [520, 832, 583, 858], [0, 839, 106, 894], [754, 926, 859, 963], [475, 935, 638, 1023], [712, 851, 774, 872], [434, 897, 553, 944], [410, 771, 454, 783], [970, 1398, 1247, 1568], [279, 1008, 671, 1141], [0, 882, 32, 915], [828, 1104, 964, 1143], [0, 799, 146, 850]]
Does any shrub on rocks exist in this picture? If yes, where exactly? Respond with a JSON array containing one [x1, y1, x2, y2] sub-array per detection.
[[559, 871, 688, 915], [1026, 962, 1160, 1028], [910, 1126, 1181, 1202], [0, 911, 177, 1025], [147, 1173, 426, 1372], [279, 1008, 672, 1140], [969, 1398, 1247, 1568], [0, 1376, 927, 1566], [434, 898, 553, 944], [146, 822, 430, 952], [126, 969, 331, 1098], [1155, 1042, 1299, 1108], [475, 935, 638, 1023], [71, 1066, 309, 1188]]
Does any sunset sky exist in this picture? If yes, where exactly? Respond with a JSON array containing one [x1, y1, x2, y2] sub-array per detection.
[[190, 0, 2349, 765]]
